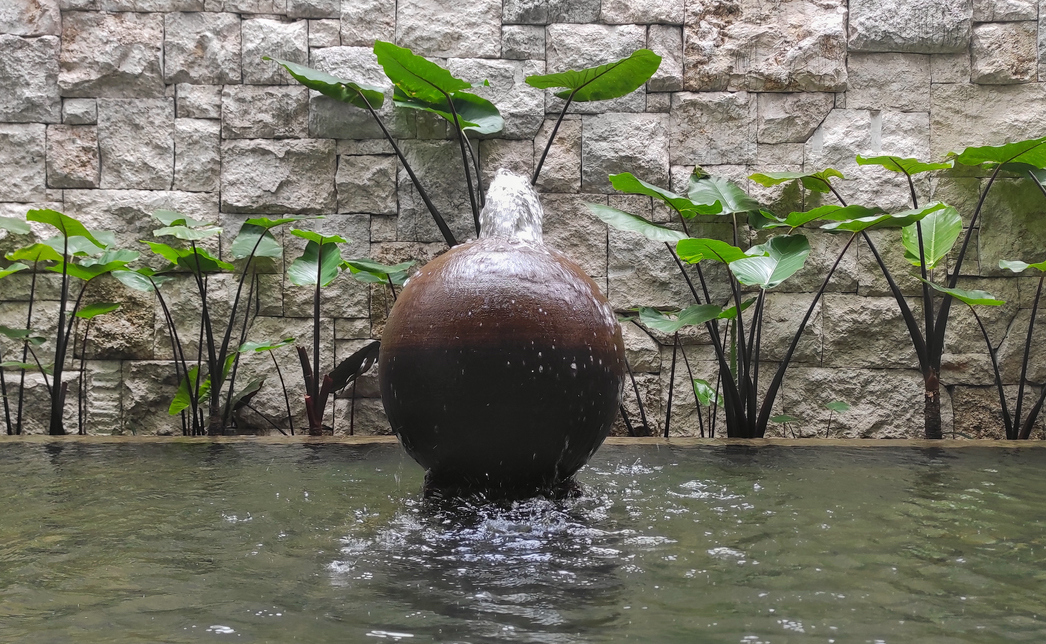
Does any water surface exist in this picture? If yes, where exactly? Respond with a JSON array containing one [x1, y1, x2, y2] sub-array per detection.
[[1, 441, 1044, 643]]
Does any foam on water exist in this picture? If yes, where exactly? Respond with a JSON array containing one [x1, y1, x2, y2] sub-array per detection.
[[479, 169, 544, 244]]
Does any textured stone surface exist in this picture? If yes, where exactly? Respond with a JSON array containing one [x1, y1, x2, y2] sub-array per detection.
[[341, 0, 395, 45], [548, 0, 601, 23], [501, 25, 544, 60], [308, 46, 415, 140], [336, 154, 397, 214], [758, 292, 823, 364], [447, 58, 545, 140], [822, 294, 920, 368], [176, 84, 222, 119], [395, 140, 476, 243], [62, 98, 96, 125], [242, 18, 308, 85], [848, 0, 972, 53], [309, 19, 340, 47], [930, 83, 1046, 159], [174, 118, 220, 192], [756, 92, 834, 144], [541, 193, 608, 280], [81, 274, 155, 360], [931, 52, 972, 83], [0, 124, 46, 202], [0, 0, 60, 36], [60, 12, 164, 98], [46, 124, 98, 189], [621, 321, 661, 373], [533, 117, 580, 192], [671, 92, 756, 165], [970, 21, 1037, 84], [479, 138, 533, 186], [0, 35, 60, 123], [282, 216, 370, 318], [602, 0, 684, 24], [978, 179, 1046, 276], [683, 0, 847, 92], [221, 139, 336, 214], [846, 53, 931, 111], [287, 0, 339, 18], [973, 0, 1036, 21], [581, 113, 669, 193], [503, 0, 547, 24], [545, 24, 648, 113], [647, 25, 684, 92], [395, 0, 501, 57], [98, 99, 174, 191], [122, 361, 182, 436], [222, 85, 309, 139], [164, 12, 241, 85]]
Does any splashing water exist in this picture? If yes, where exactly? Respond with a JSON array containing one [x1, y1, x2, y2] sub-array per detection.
[[479, 169, 544, 244]]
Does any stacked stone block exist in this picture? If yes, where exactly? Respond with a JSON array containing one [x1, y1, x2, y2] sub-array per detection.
[[0, 0, 1044, 438]]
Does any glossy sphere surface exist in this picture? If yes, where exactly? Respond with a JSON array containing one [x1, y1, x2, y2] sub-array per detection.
[[379, 236, 626, 492]]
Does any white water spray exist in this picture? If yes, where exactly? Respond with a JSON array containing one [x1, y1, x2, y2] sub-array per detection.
[[478, 169, 544, 244]]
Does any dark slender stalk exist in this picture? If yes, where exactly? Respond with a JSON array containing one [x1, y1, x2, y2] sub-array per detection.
[[48, 236, 71, 435], [623, 356, 650, 436], [313, 245, 323, 408], [349, 379, 357, 436], [710, 355, 721, 438], [825, 411, 834, 439], [532, 93, 576, 185], [1018, 386, 1046, 440], [757, 233, 857, 434], [750, 291, 766, 433], [905, 170, 936, 354], [222, 270, 258, 429], [664, 332, 679, 438], [1013, 274, 1043, 431], [969, 307, 1013, 439], [360, 96, 456, 247], [619, 404, 637, 437], [243, 403, 288, 436], [464, 134, 484, 209], [678, 343, 704, 438], [446, 98, 480, 235], [862, 232, 929, 371], [386, 275, 398, 301], [77, 318, 91, 435], [15, 266, 38, 434], [0, 348, 12, 434], [268, 350, 294, 436]]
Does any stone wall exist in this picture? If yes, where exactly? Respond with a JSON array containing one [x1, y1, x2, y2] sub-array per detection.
[[0, 0, 1044, 438]]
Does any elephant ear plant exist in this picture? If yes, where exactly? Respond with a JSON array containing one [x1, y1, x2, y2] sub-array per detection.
[[758, 135, 1046, 438], [0, 209, 132, 435], [286, 230, 407, 435], [269, 43, 658, 248], [115, 213, 297, 436]]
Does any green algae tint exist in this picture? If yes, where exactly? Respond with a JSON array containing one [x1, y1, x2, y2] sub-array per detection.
[[1, 442, 1045, 643]]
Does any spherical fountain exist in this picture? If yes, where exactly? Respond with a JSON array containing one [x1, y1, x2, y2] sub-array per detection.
[[379, 170, 626, 496]]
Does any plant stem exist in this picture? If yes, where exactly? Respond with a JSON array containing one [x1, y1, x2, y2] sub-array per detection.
[[48, 236, 71, 435], [532, 92, 575, 185], [15, 266, 38, 435], [665, 332, 678, 438], [623, 356, 651, 436], [360, 96, 457, 247], [970, 306, 1013, 438], [1013, 265, 1044, 433], [0, 348, 12, 434], [678, 342, 704, 438], [268, 349, 294, 436], [445, 97, 480, 235]]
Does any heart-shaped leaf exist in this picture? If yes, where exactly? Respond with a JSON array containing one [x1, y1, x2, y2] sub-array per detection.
[[950, 135, 1046, 169], [290, 230, 348, 245], [343, 259, 414, 286], [675, 238, 750, 264], [265, 57, 385, 110], [27, 209, 104, 249], [688, 170, 761, 214], [153, 225, 222, 241], [901, 205, 962, 269], [240, 337, 296, 353], [730, 235, 811, 289], [288, 240, 343, 287], [921, 279, 1005, 306], [824, 400, 851, 413], [856, 155, 951, 175], [6, 243, 63, 264], [821, 202, 947, 233], [392, 88, 503, 135], [0, 216, 31, 235], [608, 173, 722, 217], [1000, 258, 1046, 273], [638, 303, 724, 333], [231, 223, 282, 260], [0, 262, 28, 279], [374, 40, 470, 103], [76, 302, 120, 319], [692, 378, 720, 407], [525, 49, 661, 102], [588, 204, 686, 243], [765, 204, 885, 231], [749, 168, 844, 194]]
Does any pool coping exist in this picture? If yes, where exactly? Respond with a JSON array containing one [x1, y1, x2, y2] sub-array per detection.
[[1, 435, 1043, 448]]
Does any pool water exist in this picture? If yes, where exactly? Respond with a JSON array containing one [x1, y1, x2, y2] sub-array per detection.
[[1, 440, 1044, 643]]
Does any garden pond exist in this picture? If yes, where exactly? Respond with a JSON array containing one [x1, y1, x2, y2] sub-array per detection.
[[1, 438, 1044, 642]]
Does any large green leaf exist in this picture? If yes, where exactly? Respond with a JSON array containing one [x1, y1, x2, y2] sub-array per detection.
[[243, 216, 309, 230], [0, 325, 45, 345], [176, 247, 234, 274], [43, 234, 108, 257], [749, 168, 844, 194], [730, 235, 811, 289], [0, 262, 28, 279], [692, 378, 720, 407], [290, 230, 347, 245], [343, 259, 414, 286], [821, 202, 947, 233], [950, 135, 1046, 169], [113, 268, 171, 292], [288, 240, 343, 287], [142, 241, 181, 265], [588, 204, 686, 243], [1, 361, 51, 374], [152, 210, 211, 228], [688, 170, 761, 214], [901, 205, 962, 269], [0, 216, 30, 235], [264, 57, 385, 110], [393, 88, 503, 135], [240, 337, 295, 353], [824, 400, 851, 413], [638, 304, 723, 333], [1000, 259, 1046, 273], [6, 243, 63, 264], [763, 204, 885, 231], [525, 49, 661, 102], [719, 298, 755, 320], [856, 155, 951, 175], [608, 173, 722, 217], [675, 238, 750, 264], [27, 209, 104, 249], [922, 279, 1005, 306], [169, 366, 210, 415], [76, 302, 120, 319], [373, 40, 470, 103], [231, 223, 282, 260], [49, 248, 138, 281], [153, 225, 222, 241]]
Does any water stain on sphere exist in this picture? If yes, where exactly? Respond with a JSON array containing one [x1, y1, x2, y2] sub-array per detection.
[[379, 171, 626, 494]]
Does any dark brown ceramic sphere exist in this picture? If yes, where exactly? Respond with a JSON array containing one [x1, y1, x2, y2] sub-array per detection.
[[379, 236, 626, 493]]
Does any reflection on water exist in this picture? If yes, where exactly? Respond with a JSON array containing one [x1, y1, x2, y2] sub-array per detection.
[[1, 442, 1046, 643]]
